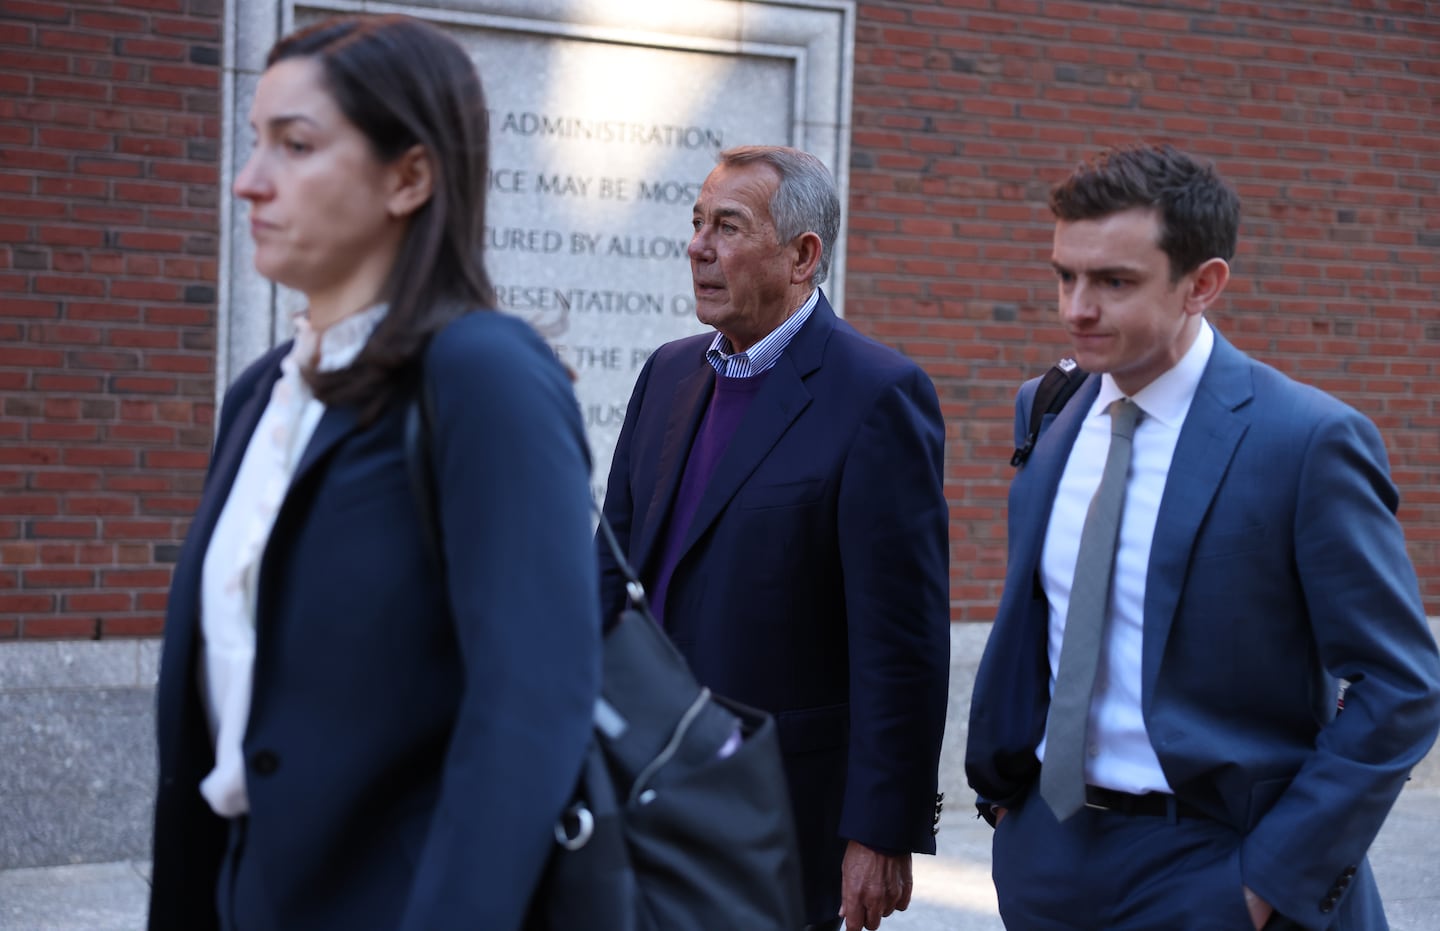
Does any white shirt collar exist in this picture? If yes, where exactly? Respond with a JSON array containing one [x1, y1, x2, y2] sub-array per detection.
[[288, 303, 389, 376], [1091, 319, 1215, 428], [705, 288, 819, 377]]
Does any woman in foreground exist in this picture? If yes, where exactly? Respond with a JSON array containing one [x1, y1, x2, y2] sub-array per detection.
[[148, 15, 599, 931]]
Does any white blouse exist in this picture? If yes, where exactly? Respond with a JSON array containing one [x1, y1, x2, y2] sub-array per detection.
[[197, 304, 387, 817]]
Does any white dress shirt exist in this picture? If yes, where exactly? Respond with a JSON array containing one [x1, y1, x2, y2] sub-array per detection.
[[1037, 321, 1215, 794], [197, 304, 387, 816]]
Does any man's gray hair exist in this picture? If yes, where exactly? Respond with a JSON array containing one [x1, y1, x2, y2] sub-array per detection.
[[717, 145, 841, 285]]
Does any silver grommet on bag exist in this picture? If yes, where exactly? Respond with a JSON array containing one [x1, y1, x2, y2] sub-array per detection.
[[555, 803, 595, 851]]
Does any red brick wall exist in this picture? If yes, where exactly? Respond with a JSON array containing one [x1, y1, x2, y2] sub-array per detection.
[[846, 0, 1440, 620], [1, 0, 1436, 638], [0, 0, 221, 638]]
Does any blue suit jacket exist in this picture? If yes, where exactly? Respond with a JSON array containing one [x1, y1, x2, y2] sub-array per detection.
[[149, 312, 601, 931], [967, 329, 1440, 930], [597, 292, 952, 923]]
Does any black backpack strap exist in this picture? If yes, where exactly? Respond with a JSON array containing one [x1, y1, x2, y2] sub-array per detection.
[[1010, 359, 1088, 467]]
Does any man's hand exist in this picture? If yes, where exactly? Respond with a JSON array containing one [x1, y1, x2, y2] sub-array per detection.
[[838, 840, 913, 930], [1243, 885, 1273, 930]]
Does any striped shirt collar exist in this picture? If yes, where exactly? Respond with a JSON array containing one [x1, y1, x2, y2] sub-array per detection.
[[705, 288, 819, 378]]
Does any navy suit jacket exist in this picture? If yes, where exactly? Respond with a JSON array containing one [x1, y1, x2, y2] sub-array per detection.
[[149, 312, 601, 931], [967, 329, 1440, 930], [597, 292, 951, 922]]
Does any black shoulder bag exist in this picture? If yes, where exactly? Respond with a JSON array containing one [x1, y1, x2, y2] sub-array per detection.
[[1011, 358, 1089, 467], [404, 388, 805, 931]]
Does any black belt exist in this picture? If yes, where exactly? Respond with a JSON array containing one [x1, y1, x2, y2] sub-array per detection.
[[1084, 785, 1206, 819]]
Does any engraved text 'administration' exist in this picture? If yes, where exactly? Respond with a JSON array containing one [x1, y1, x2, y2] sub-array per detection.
[[489, 111, 724, 150]]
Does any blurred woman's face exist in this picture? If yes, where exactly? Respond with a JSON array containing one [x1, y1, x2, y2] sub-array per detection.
[[234, 57, 409, 322]]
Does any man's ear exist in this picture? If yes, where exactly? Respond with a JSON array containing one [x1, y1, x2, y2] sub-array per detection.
[[1184, 257, 1230, 316], [386, 144, 434, 219], [791, 231, 823, 284]]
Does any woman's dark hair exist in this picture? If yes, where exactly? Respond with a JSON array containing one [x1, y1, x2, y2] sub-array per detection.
[[267, 15, 496, 422], [1050, 144, 1240, 282]]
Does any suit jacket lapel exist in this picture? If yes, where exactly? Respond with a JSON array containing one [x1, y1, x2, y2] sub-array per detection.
[[677, 354, 813, 557], [674, 295, 834, 558], [1141, 330, 1254, 697], [291, 403, 362, 488], [189, 368, 362, 614], [633, 361, 713, 573]]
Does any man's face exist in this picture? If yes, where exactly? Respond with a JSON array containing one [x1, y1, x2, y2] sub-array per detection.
[[688, 162, 802, 353], [1051, 208, 1202, 396]]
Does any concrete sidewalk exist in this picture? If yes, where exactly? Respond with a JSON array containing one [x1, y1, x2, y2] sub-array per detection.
[[6, 628, 1438, 929], [4, 786, 1438, 931]]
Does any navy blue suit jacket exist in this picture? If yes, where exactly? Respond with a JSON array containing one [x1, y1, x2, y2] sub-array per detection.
[[967, 329, 1440, 930], [149, 312, 601, 931], [598, 292, 951, 922]]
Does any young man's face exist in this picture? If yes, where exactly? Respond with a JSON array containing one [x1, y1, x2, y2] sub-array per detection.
[[1051, 207, 1204, 396]]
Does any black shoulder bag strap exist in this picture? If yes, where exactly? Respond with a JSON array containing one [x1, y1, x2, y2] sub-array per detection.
[[1010, 358, 1088, 467]]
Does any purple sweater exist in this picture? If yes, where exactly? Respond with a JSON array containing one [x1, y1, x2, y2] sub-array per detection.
[[649, 370, 770, 624]]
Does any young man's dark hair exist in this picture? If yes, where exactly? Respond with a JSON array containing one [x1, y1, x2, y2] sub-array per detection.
[[1049, 143, 1240, 281]]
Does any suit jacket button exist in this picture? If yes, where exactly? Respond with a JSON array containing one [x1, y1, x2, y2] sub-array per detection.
[[251, 750, 280, 776]]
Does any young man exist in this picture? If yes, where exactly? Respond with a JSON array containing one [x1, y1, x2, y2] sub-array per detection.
[[598, 146, 951, 931], [967, 144, 1440, 930]]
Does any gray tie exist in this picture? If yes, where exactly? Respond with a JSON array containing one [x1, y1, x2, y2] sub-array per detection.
[[1040, 398, 1141, 821]]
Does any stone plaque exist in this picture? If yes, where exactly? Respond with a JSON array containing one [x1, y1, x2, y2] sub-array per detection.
[[468, 30, 791, 495], [225, 1, 855, 490]]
